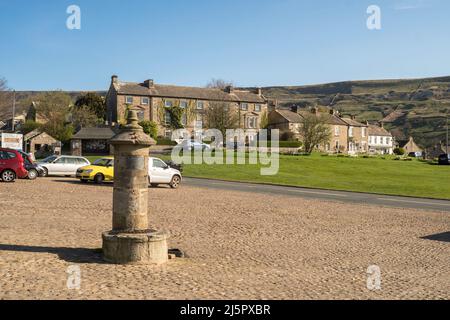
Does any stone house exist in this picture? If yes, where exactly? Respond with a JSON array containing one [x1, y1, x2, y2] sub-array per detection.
[[71, 127, 116, 156], [23, 130, 61, 156], [341, 116, 369, 154], [268, 107, 349, 153], [105, 75, 269, 140], [395, 136, 423, 154], [368, 123, 394, 155]]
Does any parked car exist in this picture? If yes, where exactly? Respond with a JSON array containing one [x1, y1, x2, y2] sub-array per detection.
[[438, 153, 450, 165], [18, 150, 43, 180], [179, 139, 211, 151], [0, 148, 29, 182], [37, 155, 90, 177], [76, 157, 114, 184], [408, 151, 422, 158], [149, 157, 182, 189]]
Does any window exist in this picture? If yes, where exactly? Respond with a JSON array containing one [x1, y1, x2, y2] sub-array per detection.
[[241, 103, 248, 111], [180, 100, 188, 108], [164, 111, 171, 126], [54, 157, 66, 164], [247, 117, 257, 129], [165, 100, 173, 108], [153, 159, 167, 169], [66, 158, 79, 164], [164, 130, 172, 139], [181, 113, 187, 126], [125, 96, 133, 104], [255, 104, 261, 112], [196, 101, 204, 110], [195, 114, 203, 128], [0, 151, 8, 159], [362, 127, 367, 137], [141, 97, 149, 105], [335, 126, 340, 136], [349, 127, 354, 137]]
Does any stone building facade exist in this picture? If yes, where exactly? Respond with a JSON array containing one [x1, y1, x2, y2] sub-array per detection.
[[268, 107, 350, 153], [368, 123, 394, 155], [105, 75, 269, 140], [340, 116, 369, 154]]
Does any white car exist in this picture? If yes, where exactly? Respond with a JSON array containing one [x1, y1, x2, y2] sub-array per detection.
[[179, 140, 211, 151], [38, 155, 90, 177], [148, 157, 182, 189]]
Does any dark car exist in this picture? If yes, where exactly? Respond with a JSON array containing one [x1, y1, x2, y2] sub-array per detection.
[[438, 153, 450, 165], [18, 151, 43, 180], [0, 148, 29, 182]]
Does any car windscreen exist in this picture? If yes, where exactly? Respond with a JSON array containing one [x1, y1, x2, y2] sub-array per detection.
[[41, 156, 57, 163], [93, 159, 113, 167]]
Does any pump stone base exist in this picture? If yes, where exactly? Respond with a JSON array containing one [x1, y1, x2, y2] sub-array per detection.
[[102, 230, 169, 265]]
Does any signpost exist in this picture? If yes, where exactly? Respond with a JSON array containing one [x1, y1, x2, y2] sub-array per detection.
[[0, 133, 23, 150]]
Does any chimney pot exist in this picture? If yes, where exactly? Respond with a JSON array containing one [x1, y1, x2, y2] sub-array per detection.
[[144, 79, 154, 88], [256, 88, 262, 96], [111, 75, 118, 84], [225, 85, 234, 93]]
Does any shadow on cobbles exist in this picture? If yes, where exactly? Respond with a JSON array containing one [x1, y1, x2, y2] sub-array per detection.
[[421, 232, 450, 243], [0, 244, 105, 264]]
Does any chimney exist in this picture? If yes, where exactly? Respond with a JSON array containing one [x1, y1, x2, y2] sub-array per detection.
[[379, 121, 384, 128], [268, 99, 278, 112], [256, 87, 262, 96], [351, 115, 356, 120], [291, 105, 300, 113], [311, 107, 318, 114], [144, 79, 154, 88], [225, 85, 234, 93], [111, 75, 118, 84], [329, 109, 334, 115]]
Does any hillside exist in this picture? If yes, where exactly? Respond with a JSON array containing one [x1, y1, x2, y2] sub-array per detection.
[[252, 76, 450, 148]]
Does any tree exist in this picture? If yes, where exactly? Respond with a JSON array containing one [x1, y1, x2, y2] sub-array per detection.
[[139, 120, 158, 139], [35, 91, 73, 142], [0, 77, 12, 116], [21, 120, 41, 135], [206, 78, 234, 90], [74, 92, 106, 120], [300, 113, 331, 154], [205, 101, 239, 137], [71, 105, 100, 130]]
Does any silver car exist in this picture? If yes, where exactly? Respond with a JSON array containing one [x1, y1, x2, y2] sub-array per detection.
[[38, 155, 90, 177]]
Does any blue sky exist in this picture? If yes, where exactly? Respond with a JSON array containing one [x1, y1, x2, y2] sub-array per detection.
[[0, 0, 449, 90]]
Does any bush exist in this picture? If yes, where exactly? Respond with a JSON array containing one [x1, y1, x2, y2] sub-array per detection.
[[393, 147, 405, 156], [156, 138, 177, 146], [139, 121, 158, 140], [259, 141, 302, 148]]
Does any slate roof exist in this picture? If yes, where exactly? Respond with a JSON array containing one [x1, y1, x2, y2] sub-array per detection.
[[114, 81, 267, 104], [341, 117, 368, 127], [368, 124, 392, 137], [72, 127, 116, 140], [274, 109, 348, 126]]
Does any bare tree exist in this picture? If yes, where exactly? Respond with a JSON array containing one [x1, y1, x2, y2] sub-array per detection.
[[206, 78, 234, 90], [300, 113, 331, 154], [205, 101, 239, 137], [0, 77, 12, 118]]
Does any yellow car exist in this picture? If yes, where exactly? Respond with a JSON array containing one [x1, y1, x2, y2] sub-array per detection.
[[76, 157, 114, 184]]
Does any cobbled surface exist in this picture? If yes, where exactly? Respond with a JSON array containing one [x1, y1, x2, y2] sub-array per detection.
[[0, 178, 448, 300]]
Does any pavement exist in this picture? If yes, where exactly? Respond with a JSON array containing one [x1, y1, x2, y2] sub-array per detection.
[[0, 178, 448, 300], [184, 177, 450, 212]]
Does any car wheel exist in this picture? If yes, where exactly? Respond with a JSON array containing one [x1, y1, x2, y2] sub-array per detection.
[[1, 170, 16, 183], [169, 175, 181, 189], [41, 167, 48, 177], [28, 169, 38, 180], [94, 174, 104, 184], [151, 183, 159, 188]]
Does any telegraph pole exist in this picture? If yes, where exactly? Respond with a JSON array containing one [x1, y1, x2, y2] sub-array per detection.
[[11, 90, 16, 132], [446, 114, 449, 154]]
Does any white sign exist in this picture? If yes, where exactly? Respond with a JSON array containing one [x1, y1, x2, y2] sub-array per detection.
[[1, 133, 23, 150]]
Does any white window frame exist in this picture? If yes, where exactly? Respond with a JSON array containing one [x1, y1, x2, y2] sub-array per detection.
[[241, 103, 248, 111], [125, 96, 133, 104], [196, 101, 204, 110], [180, 100, 188, 108], [141, 97, 149, 105], [255, 104, 261, 112], [165, 100, 173, 108], [335, 126, 340, 136], [164, 110, 171, 126], [349, 126, 354, 137]]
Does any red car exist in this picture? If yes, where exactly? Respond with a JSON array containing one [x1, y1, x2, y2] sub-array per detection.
[[0, 148, 29, 182]]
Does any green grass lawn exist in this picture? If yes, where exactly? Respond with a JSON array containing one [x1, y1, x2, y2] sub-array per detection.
[[86, 153, 450, 200], [165, 153, 450, 200]]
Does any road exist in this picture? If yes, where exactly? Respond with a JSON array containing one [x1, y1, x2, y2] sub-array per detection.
[[184, 177, 450, 212]]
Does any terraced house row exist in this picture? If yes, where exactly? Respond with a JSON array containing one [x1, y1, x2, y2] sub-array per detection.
[[268, 106, 394, 155], [105, 75, 269, 140]]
